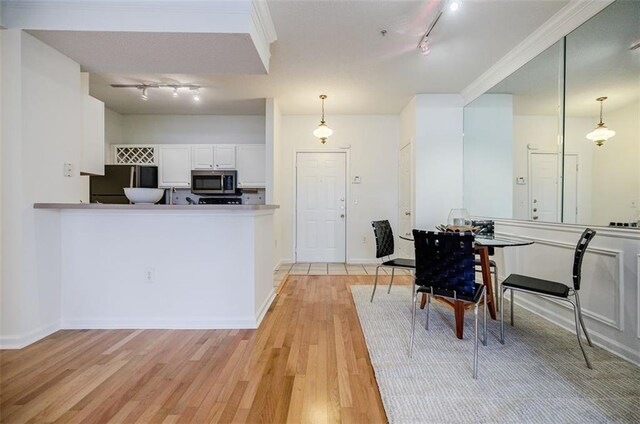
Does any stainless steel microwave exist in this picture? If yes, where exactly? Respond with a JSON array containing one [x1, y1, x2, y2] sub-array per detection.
[[191, 170, 237, 194]]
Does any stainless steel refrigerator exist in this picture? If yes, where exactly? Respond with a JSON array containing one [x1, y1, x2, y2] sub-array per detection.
[[90, 165, 162, 204]]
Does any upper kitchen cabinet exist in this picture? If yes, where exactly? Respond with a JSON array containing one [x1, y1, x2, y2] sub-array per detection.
[[236, 144, 266, 188], [80, 95, 105, 175], [192, 145, 214, 169], [213, 145, 236, 169], [158, 145, 192, 188]]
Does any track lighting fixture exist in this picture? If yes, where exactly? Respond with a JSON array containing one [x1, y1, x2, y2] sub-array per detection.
[[416, 0, 460, 56], [111, 83, 202, 102], [191, 88, 201, 102]]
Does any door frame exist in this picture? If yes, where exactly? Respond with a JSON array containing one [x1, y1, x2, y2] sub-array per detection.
[[293, 149, 350, 263], [527, 150, 579, 222]]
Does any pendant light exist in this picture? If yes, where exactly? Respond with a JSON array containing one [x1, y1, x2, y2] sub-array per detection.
[[313, 94, 333, 144], [586, 97, 615, 146]]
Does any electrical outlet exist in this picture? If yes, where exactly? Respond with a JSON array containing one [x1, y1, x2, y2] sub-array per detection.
[[362, 236, 367, 244], [144, 267, 155, 283], [63, 162, 73, 177]]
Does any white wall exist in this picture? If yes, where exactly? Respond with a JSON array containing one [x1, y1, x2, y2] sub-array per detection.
[[414, 94, 464, 229], [464, 94, 513, 219], [265, 98, 283, 267], [1, 30, 85, 347], [119, 115, 266, 145], [589, 100, 640, 225], [278, 115, 399, 263]]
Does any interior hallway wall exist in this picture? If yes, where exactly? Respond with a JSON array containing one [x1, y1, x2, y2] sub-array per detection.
[[278, 115, 399, 264], [1, 30, 85, 347]]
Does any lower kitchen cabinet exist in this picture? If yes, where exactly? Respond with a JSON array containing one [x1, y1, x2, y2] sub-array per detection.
[[158, 145, 192, 188]]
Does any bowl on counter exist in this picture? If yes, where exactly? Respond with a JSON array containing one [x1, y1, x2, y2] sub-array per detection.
[[124, 188, 165, 204]]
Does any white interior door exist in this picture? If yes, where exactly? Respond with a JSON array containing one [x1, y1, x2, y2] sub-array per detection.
[[296, 152, 346, 262], [397, 142, 413, 258], [562, 154, 579, 224], [529, 152, 559, 222]]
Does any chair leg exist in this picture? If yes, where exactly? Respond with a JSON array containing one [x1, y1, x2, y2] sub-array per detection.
[[409, 286, 417, 358], [473, 302, 479, 379], [424, 294, 430, 330], [575, 292, 593, 347], [571, 300, 592, 369], [510, 289, 514, 326], [370, 266, 381, 302], [493, 265, 499, 312], [387, 268, 395, 294], [483, 289, 487, 346], [500, 287, 505, 344]]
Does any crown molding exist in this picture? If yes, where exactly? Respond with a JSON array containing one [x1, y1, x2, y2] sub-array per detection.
[[252, 0, 277, 44], [461, 0, 614, 105]]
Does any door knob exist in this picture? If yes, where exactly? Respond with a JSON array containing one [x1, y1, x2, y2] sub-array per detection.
[[340, 214, 345, 218], [533, 208, 537, 212], [533, 216, 538, 220], [405, 211, 411, 216]]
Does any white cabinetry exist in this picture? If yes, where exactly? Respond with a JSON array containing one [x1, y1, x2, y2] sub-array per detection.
[[213, 145, 236, 169], [236, 144, 266, 188], [80, 95, 105, 175], [192, 145, 214, 169], [158, 145, 192, 188]]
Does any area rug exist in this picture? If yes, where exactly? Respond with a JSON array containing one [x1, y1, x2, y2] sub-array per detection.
[[350, 285, 640, 423]]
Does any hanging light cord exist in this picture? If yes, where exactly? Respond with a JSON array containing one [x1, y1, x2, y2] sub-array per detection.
[[320, 95, 327, 124]]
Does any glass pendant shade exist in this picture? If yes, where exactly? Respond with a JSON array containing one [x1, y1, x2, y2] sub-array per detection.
[[586, 124, 615, 146], [313, 122, 333, 141], [447, 208, 471, 227], [586, 97, 615, 146]]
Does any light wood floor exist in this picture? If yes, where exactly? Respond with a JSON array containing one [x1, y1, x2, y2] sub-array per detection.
[[1, 275, 408, 423]]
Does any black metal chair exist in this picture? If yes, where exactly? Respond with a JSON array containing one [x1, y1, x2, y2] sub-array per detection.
[[472, 220, 499, 309], [410, 230, 487, 379], [370, 220, 415, 302], [500, 228, 596, 369]]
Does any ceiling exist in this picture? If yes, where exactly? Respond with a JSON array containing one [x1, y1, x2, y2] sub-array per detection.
[[482, 0, 640, 117], [39, 0, 570, 115]]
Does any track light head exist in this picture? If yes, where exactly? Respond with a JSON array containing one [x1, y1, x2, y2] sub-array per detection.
[[172, 87, 179, 98], [191, 88, 201, 102], [140, 87, 148, 101]]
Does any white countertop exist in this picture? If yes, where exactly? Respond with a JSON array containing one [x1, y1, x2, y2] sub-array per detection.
[[34, 203, 279, 210]]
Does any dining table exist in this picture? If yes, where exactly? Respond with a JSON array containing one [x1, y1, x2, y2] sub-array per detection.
[[399, 234, 534, 339]]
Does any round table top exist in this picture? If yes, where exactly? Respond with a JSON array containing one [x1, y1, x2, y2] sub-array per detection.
[[398, 234, 534, 248]]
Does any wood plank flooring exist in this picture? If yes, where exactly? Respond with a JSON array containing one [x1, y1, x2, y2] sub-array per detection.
[[1, 275, 409, 423]]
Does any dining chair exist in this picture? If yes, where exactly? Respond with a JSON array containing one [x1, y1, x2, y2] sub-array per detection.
[[410, 230, 487, 379], [370, 220, 415, 302], [500, 228, 596, 369], [472, 220, 499, 310]]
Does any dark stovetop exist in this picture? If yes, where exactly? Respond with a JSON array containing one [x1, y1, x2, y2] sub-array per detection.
[[198, 197, 242, 205]]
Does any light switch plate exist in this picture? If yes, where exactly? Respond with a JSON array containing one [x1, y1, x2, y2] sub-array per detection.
[[63, 162, 73, 177], [352, 176, 361, 184], [516, 176, 526, 185]]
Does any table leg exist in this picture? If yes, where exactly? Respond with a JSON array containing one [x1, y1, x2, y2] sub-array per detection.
[[454, 301, 465, 339], [478, 246, 497, 320], [419, 293, 427, 309]]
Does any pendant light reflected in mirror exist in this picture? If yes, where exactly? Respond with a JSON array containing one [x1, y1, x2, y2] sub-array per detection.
[[586, 97, 616, 146]]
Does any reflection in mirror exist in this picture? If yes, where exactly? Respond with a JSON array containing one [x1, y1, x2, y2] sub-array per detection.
[[463, 42, 562, 222], [564, 0, 640, 227]]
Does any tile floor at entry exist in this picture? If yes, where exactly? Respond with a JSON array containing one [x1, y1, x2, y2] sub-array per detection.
[[273, 262, 411, 287]]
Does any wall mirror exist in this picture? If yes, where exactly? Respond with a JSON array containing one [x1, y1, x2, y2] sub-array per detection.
[[463, 0, 640, 227]]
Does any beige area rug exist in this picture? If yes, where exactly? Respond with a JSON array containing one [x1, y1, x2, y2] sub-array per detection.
[[351, 285, 640, 423]]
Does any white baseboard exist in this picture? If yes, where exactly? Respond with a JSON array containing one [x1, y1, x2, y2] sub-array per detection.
[[0, 321, 61, 349], [255, 288, 276, 327], [61, 317, 259, 330], [513, 295, 640, 367], [346, 258, 379, 265], [273, 258, 293, 271]]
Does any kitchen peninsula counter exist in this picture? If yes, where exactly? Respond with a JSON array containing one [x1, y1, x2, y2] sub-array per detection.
[[34, 202, 278, 330], [34, 203, 279, 211]]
